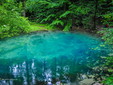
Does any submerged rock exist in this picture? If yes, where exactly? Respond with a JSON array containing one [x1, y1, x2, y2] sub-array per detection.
[[79, 79, 94, 85]]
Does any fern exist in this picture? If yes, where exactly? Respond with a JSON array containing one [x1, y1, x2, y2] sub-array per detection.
[[50, 19, 64, 26], [47, 2, 60, 8], [73, 6, 91, 15], [41, 14, 55, 23], [63, 19, 72, 31], [60, 11, 72, 18]]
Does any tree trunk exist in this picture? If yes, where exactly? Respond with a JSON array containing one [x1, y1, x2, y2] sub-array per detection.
[[93, 0, 98, 29], [22, 0, 26, 17]]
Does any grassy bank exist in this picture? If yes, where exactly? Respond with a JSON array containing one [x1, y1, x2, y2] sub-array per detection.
[[0, 22, 59, 39], [27, 22, 59, 33]]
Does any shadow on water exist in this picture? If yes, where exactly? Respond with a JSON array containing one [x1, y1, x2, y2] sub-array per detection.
[[0, 31, 111, 85]]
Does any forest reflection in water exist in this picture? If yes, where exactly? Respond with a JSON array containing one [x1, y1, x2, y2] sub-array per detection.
[[0, 56, 102, 85], [0, 32, 110, 85]]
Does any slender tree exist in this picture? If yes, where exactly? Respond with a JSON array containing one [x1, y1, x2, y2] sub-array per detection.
[[22, 0, 26, 16], [93, 0, 98, 29]]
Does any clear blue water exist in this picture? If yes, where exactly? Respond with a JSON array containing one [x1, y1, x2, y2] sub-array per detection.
[[0, 31, 110, 85]]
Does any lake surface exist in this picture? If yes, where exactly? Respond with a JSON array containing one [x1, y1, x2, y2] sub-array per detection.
[[0, 31, 110, 85]]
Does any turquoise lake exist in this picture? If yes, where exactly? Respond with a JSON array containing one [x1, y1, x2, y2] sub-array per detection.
[[0, 31, 110, 85]]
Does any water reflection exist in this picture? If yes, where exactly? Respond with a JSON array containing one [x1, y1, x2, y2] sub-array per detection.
[[0, 54, 108, 85], [0, 32, 110, 85]]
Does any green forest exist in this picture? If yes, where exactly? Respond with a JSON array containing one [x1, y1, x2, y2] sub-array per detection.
[[0, 0, 113, 85]]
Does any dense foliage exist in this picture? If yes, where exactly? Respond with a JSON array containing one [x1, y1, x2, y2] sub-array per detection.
[[0, 0, 113, 38], [26, 0, 113, 31], [98, 2, 113, 83], [0, 0, 30, 39]]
